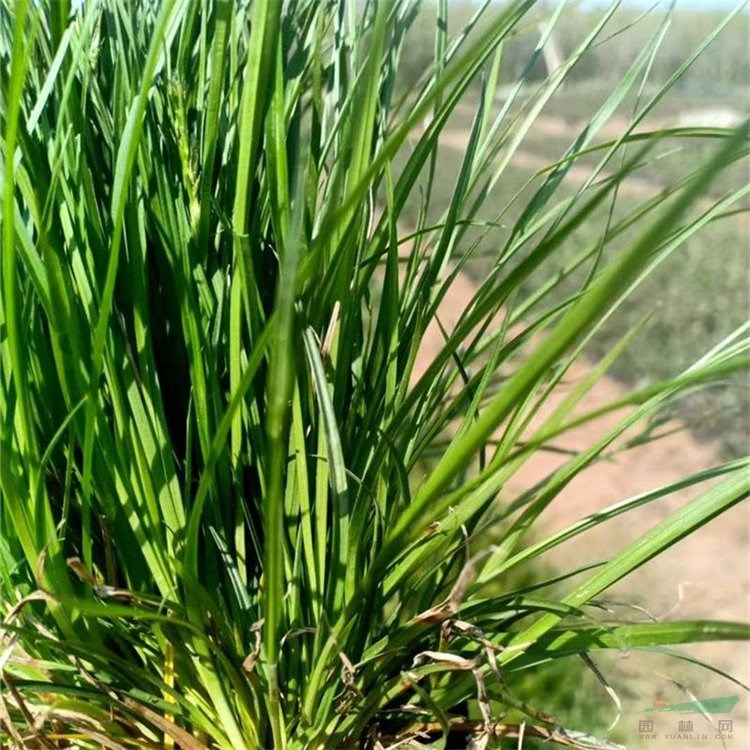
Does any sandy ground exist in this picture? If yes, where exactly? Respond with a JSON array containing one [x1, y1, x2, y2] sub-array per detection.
[[411, 256, 749, 749], [402, 121, 749, 748]]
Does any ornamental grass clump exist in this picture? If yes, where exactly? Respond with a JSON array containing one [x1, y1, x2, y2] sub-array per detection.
[[0, 1, 748, 748]]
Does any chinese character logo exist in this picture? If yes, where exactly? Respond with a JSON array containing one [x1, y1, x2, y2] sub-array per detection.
[[718, 720, 733, 733], [639, 720, 654, 732], [677, 720, 694, 732]]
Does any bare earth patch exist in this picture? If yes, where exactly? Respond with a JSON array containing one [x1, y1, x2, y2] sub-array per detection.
[[410, 253, 749, 748], [401, 110, 749, 742]]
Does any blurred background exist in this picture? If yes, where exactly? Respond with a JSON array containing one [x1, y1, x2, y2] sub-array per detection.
[[393, 1, 749, 746]]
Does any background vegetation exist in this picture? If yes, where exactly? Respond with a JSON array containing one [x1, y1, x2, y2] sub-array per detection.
[[397, 1, 750, 458], [399, 3, 750, 95]]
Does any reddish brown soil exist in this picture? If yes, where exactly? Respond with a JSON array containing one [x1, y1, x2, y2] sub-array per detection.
[[401, 121, 749, 744], [412, 256, 749, 748]]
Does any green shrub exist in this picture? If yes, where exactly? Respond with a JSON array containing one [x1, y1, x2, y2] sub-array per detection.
[[0, 1, 748, 748], [398, 3, 750, 96]]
